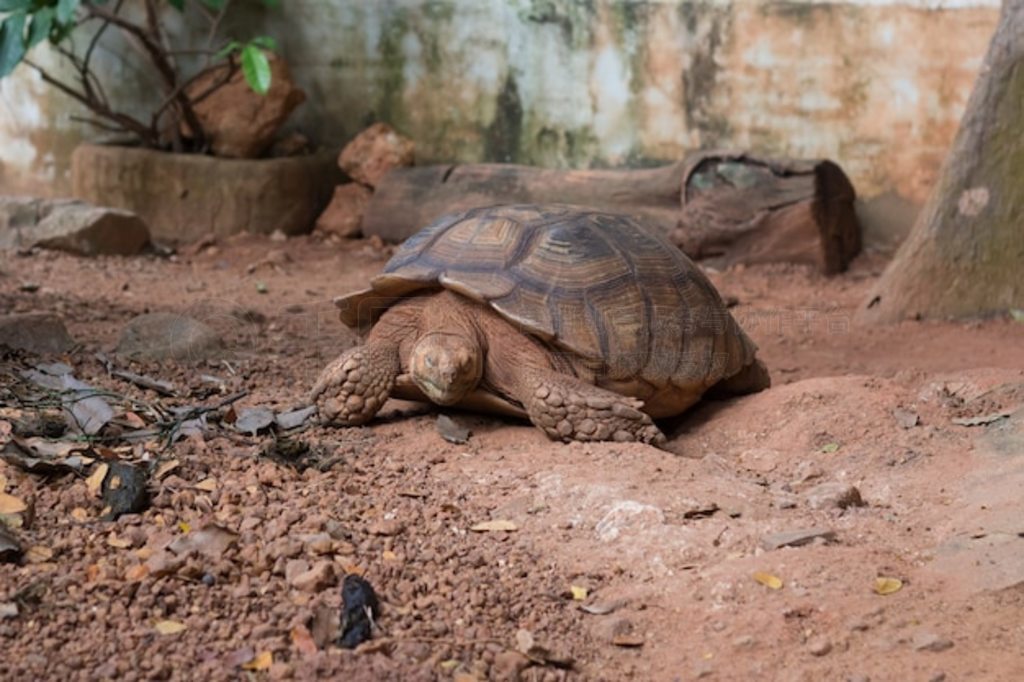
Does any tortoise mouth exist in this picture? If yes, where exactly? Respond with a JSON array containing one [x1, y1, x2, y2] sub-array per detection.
[[415, 376, 464, 406]]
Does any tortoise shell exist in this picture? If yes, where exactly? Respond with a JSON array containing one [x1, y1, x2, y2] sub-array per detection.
[[336, 204, 765, 414]]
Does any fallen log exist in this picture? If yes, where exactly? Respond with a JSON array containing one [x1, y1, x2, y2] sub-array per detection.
[[362, 161, 686, 241], [361, 151, 861, 274]]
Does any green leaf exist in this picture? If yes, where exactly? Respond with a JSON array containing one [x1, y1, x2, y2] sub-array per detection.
[[1010, 309, 1024, 323], [200, 0, 226, 10], [250, 35, 276, 51], [168, 0, 185, 10], [820, 442, 840, 454], [0, 1, 31, 12], [240, 43, 271, 95], [260, 0, 281, 8], [0, 14, 27, 79], [27, 7, 53, 48], [55, 0, 78, 24]]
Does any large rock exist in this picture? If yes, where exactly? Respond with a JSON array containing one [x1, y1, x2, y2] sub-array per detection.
[[314, 183, 372, 238], [0, 196, 150, 256], [116, 313, 223, 361], [338, 123, 415, 188], [0, 313, 75, 353], [72, 144, 342, 244], [188, 55, 307, 159]]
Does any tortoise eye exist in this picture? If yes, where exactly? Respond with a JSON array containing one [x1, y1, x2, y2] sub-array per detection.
[[425, 355, 435, 368]]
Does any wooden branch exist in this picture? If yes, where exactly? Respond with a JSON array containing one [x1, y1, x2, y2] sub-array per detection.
[[24, 59, 157, 145], [83, 1, 205, 143], [204, 0, 233, 65]]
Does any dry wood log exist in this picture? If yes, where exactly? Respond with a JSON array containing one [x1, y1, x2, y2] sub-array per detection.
[[362, 151, 861, 274], [673, 151, 861, 274], [362, 161, 686, 240]]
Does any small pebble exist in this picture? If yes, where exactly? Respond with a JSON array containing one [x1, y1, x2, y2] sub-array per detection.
[[808, 637, 832, 656], [913, 632, 954, 652]]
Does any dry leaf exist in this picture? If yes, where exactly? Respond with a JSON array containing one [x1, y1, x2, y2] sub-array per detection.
[[0, 493, 27, 515], [154, 619, 187, 635], [178, 521, 192, 534], [382, 550, 398, 561], [86, 463, 109, 497], [25, 545, 53, 563], [291, 624, 318, 656], [155, 460, 180, 480], [194, 478, 218, 492], [874, 577, 903, 595], [70, 507, 89, 522], [242, 651, 273, 671], [439, 660, 460, 672], [570, 585, 588, 601], [122, 411, 147, 428], [753, 571, 784, 590], [470, 519, 518, 532], [0, 473, 7, 490], [341, 563, 363, 576]]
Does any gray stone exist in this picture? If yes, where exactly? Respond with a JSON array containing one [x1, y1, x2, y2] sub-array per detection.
[[0, 196, 149, 256], [805, 482, 866, 510], [761, 527, 837, 551], [0, 313, 75, 353], [116, 313, 223, 361], [912, 632, 954, 652]]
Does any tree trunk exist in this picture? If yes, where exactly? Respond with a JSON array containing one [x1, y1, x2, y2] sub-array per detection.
[[859, 1, 1024, 322]]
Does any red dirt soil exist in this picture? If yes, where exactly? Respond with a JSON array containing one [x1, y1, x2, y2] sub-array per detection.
[[2, 234, 1023, 681]]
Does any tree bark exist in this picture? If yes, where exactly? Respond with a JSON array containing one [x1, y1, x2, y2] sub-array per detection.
[[859, 0, 1024, 322]]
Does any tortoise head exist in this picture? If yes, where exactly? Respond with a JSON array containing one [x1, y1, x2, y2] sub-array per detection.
[[409, 332, 483, 406]]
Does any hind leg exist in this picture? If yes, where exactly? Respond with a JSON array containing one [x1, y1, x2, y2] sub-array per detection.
[[522, 374, 666, 446]]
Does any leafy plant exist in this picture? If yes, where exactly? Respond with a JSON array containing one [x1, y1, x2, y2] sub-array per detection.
[[0, 0, 280, 152]]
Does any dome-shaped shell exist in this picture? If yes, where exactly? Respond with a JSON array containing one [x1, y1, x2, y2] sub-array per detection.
[[336, 204, 761, 391]]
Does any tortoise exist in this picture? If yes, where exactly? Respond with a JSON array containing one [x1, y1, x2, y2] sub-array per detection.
[[311, 204, 769, 445]]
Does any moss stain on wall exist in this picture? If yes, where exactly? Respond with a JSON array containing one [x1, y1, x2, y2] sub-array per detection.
[[0, 0, 1002, 218]]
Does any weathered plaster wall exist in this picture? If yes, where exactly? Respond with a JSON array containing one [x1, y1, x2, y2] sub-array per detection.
[[0, 0, 1001, 241]]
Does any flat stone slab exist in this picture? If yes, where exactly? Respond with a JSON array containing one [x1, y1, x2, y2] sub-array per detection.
[[0, 313, 75, 353], [0, 196, 150, 256]]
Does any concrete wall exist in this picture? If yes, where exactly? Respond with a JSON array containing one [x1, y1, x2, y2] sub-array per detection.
[[0, 0, 1001, 243]]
